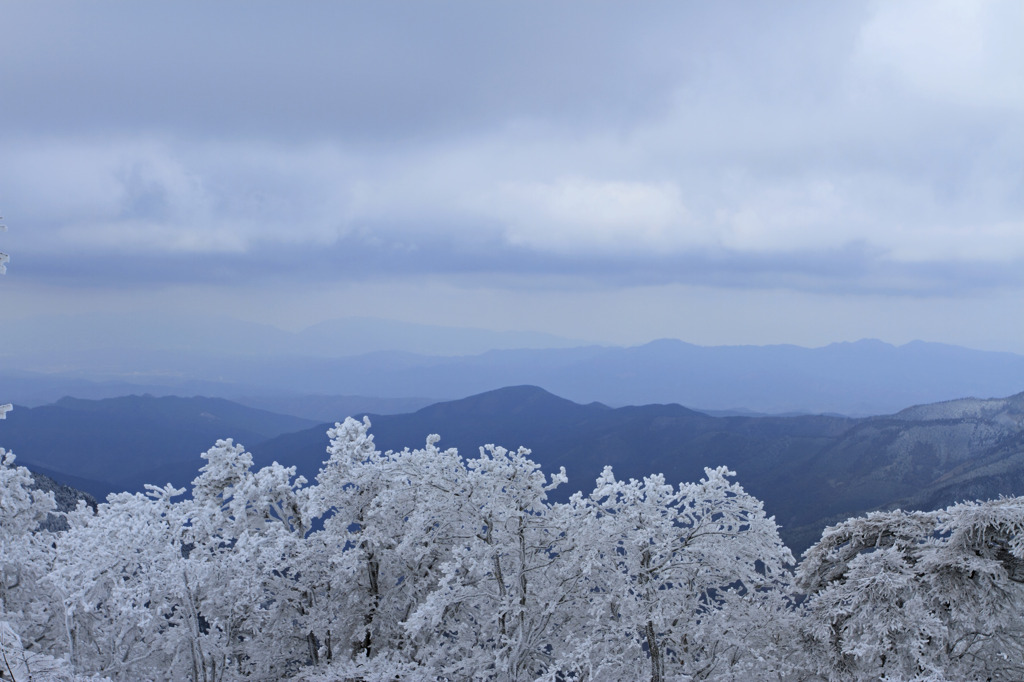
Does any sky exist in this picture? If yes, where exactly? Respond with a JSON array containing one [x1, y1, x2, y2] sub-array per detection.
[[1, 1, 1023, 352]]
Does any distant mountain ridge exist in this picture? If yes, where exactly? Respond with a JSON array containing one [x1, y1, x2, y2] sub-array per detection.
[[5, 336, 1024, 416]]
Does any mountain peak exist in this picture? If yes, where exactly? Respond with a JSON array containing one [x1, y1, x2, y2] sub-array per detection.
[[416, 385, 598, 418]]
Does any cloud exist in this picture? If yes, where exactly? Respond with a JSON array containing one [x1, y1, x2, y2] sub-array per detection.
[[3, 128, 1023, 297], [855, 0, 1024, 110], [1, 139, 363, 256], [0, 2, 1021, 301], [485, 179, 696, 254], [0, 2, 688, 142]]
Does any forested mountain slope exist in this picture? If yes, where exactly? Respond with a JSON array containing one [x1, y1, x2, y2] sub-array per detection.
[[0, 395, 317, 497], [253, 386, 1024, 552], [6, 388, 1024, 553], [779, 392, 1024, 548]]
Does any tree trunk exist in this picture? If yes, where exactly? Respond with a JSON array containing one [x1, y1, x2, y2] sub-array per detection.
[[645, 620, 664, 682]]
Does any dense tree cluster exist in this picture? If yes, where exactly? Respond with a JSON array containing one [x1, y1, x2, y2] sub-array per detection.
[[2, 418, 1024, 681]]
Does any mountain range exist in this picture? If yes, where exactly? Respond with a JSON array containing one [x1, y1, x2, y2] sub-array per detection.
[[4, 386, 1024, 554], [6, 319, 1024, 416]]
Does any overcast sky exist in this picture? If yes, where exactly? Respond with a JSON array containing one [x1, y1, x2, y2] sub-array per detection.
[[1, 1, 1022, 352]]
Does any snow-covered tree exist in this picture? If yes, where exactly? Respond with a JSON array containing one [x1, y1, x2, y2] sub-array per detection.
[[182, 439, 314, 679], [301, 423, 796, 682], [798, 499, 1024, 680], [300, 418, 488, 677], [567, 465, 794, 682], [401, 444, 581, 681], [48, 485, 187, 678], [0, 449, 61, 673], [48, 440, 319, 681], [1, 619, 113, 682]]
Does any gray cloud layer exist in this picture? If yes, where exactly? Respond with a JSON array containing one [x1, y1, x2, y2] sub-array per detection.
[[1, 1, 1022, 297]]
